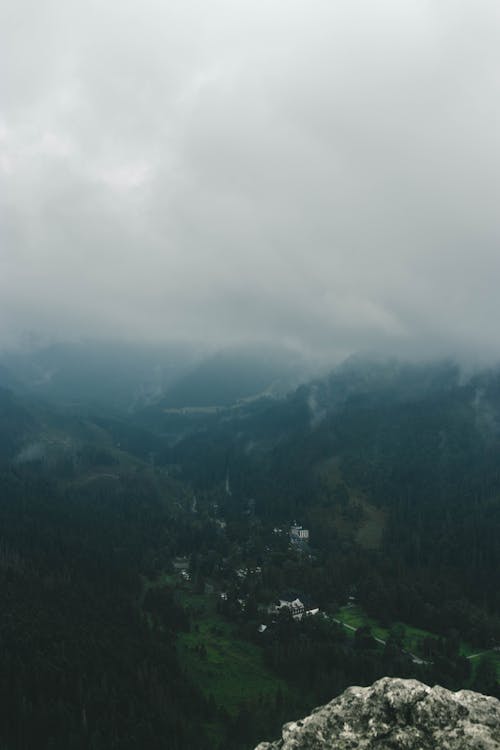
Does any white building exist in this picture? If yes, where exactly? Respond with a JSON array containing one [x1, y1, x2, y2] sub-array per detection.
[[270, 596, 319, 621], [290, 525, 309, 542]]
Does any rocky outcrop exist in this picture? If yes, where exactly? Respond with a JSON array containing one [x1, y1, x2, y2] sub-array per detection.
[[255, 677, 500, 749]]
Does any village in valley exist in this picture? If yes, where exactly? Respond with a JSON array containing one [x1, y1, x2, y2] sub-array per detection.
[[171, 522, 320, 631], [153, 485, 500, 719], [169, 509, 373, 640]]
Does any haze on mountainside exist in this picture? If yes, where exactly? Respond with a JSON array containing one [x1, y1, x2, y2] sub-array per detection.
[[1, 0, 500, 363]]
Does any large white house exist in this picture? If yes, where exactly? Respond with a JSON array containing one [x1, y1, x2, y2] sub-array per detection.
[[270, 596, 319, 621], [290, 524, 309, 542]]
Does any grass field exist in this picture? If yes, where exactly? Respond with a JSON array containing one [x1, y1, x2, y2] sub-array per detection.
[[176, 590, 288, 715], [335, 604, 398, 644], [141, 578, 293, 747], [335, 604, 500, 678], [355, 500, 386, 550], [142, 574, 291, 713], [315, 457, 386, 550], [336, 603, 464, 653], [177, 590, 292, 748]]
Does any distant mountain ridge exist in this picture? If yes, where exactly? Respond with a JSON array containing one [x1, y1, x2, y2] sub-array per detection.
[[0, 340, 202, 411], [0, 340, 310, 412], [159, 344, 309, 408]]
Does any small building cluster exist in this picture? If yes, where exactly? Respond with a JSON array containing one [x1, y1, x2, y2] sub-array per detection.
[[236, 566, 262, 579], [170, 512, 320, 638]]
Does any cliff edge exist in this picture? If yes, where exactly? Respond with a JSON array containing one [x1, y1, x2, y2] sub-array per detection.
[[255, 677, 500, 749]]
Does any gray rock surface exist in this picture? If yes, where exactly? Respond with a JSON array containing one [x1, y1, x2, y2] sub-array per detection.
[[255, 677, 500, 749]]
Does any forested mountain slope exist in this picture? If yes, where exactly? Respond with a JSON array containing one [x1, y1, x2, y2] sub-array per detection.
[[0, 387, 213, 749]]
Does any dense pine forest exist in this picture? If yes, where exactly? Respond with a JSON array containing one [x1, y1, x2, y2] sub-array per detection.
[[0, 355, 499, 749]]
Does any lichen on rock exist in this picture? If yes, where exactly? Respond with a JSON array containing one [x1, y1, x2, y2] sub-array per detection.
[[255, 677, 500, 749]]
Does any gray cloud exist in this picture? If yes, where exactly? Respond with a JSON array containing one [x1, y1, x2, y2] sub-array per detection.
[[1, 0, 500, 361]]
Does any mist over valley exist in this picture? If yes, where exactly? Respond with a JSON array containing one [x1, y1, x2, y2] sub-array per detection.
[[2, 1, 500, 747]]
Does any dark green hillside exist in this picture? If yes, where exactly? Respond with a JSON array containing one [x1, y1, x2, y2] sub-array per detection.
[[0, 391, 209, 749], [1, 341, 308, 412], [0, 463, 216, 750]]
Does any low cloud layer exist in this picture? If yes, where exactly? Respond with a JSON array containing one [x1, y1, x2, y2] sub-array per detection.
[[1, 1, 500, 361]]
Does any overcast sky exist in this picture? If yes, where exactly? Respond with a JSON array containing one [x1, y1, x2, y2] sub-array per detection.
[[1, 0, 500, 361]]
